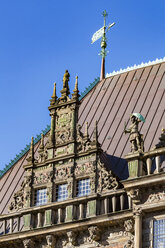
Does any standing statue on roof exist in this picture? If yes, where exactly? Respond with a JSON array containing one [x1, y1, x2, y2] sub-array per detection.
[[63, 69, 70, 90], [124, 113, 145, 152]]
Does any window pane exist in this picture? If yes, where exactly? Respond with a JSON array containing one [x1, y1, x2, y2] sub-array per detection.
[[153, 219, 165, 248], [77, 179, 91, 197], [35, 188, 47, 206], [57, 184, 68, 202]]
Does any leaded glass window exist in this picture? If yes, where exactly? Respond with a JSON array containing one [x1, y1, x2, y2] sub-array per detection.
[[34, 188, 47, 206], [153, 219, 165, 248], [57, 184, 68, 202], [77, 178, 91, 197]]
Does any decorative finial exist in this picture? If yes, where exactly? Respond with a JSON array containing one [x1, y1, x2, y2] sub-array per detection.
[[91, 10, 115, 80], [93, 120, 98, 141], [26, 137, 34, 164], [39, 133, 44, 150], [72, 75, 80, 100], [50, 82, 57, 105], [84, 122, 89, 138]]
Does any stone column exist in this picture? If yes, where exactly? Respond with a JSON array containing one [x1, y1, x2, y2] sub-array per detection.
[[134, 207, 142, 248]]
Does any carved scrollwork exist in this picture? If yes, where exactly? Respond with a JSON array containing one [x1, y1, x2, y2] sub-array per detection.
[[124, 219, 134, 248], [146, 191, 165, 203], [97, 160, 118, 192], [8, 175, 32, 212]]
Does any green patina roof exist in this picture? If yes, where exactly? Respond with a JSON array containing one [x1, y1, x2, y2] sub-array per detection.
[[0, 77, 99, 179]]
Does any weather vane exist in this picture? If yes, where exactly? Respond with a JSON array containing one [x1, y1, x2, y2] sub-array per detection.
[[91, 10, 115, 80]]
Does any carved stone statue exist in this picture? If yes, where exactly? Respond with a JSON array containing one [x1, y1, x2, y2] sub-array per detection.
[[45, 235, 55, 248], [66, 231, 76, 247], [63, 70, 70, 91], [124, 114, 144, 152], [23, 239, 35, 248], [88, 226, 101, 247]]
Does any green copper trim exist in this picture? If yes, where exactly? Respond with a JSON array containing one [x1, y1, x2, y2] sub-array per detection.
[[0, 76, 99, 178]]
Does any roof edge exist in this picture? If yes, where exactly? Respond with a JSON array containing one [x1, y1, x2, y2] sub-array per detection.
[[106, 57, 165, 78]]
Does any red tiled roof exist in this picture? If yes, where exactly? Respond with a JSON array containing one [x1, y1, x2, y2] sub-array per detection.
[[0, 60, 165, 214]]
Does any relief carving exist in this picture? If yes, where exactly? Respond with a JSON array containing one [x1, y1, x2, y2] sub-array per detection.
[[55, 167, 72, 181], [124, 219, 134, 248], [23, 239, 35, 248], [97, 160, 118, 192], [8, 175, 32, 212], [33, 171, 53, 185], [75, 162, 94, 177], [146, 191, 165, 203], [45, 235, 56, 248], [88, 226, 101, 247], [127, 189, 140, 204], [66, 231, 76, 247]]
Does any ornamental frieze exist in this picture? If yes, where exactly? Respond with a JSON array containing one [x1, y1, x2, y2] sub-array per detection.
[[55, 166, 72, 181], [33, 171, 53, 185], [75, 162, 94, 177], [146, 191, 165, 203]]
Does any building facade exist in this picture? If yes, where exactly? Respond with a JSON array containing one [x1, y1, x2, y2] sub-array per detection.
[[0, 60, 165, 248]]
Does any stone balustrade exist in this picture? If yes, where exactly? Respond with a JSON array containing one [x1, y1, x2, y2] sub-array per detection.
[[0, 190, 131, 236]]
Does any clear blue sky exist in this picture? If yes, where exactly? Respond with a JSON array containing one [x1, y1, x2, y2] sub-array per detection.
[[0, 0, 165, 170]]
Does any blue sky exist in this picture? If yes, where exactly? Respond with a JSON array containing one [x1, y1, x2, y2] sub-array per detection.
[[0, 0, 165, 170]]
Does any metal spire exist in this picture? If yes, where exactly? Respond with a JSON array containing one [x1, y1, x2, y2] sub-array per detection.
[[91, 10, 115, 81]]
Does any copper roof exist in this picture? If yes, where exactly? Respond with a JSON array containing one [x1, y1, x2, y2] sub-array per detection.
[[0, 59, 165, 214]]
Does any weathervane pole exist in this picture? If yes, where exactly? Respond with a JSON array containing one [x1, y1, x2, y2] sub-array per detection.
[[91, 10, 115, 81], [100, 10, 107, 81]]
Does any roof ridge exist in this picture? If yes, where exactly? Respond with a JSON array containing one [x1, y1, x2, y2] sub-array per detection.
[[106, 57, 165, 78]]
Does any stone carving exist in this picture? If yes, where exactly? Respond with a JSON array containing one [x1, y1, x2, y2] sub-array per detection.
[[67, 180, 73, 199], [124, 219, 134, 233], [63, 70, 70, 92], [23, 239, 35, 248], [124, 114, 144, 152], [133, 206, 142, 216], [88, 226, 101, 247], [34, 171, 53, 184], [124, 219, 134, 248], [55, 167, 72, 181], [66, 231, 76, 247], [76, 123, 92, 153], [45, 234, 56, 248], [146, 191, 165, 203], [75, 162, 94, 177], [8, 175, 32, 212], [97, 160, 118, 192], [127, 189, 140, 204], [152, 128, 165, 149]]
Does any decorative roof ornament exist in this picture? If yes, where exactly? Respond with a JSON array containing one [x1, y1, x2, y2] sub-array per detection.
[[91, 10, 115, 81], [50, 82, 58, 105], [72, 75, 80, 100], [124, 114, 144, 153], [60, 70, 70, 100]]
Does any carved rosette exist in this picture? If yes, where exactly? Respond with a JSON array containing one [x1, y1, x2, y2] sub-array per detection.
[[97, 160, 118, 193]]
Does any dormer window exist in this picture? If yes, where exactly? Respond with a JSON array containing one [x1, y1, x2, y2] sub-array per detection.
[[77, 178, 91, 197], [56, 184, 68, 202], [34, 188, 47, 206]]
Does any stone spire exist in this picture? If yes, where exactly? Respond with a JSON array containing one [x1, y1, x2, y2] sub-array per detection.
[[26, 137, 34, 164], [72, 75, 80, 100], [50, 83, 57, 105]]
